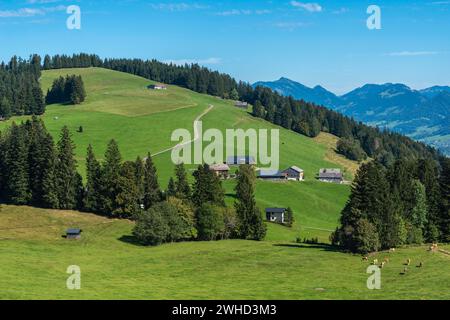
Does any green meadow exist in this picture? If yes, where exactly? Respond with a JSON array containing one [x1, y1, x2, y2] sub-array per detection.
[[1, 68, 448, 299]]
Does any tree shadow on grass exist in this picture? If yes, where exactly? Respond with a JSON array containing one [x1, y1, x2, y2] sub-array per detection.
[[273, 243, 340, 252], [118, 235, 144, 247]]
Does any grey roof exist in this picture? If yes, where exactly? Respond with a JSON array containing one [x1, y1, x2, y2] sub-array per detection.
[[319, 168, 343, 179], [287, 166, 304, 173], [258, 170, 286, 178], [226, 156, 256, 165], [209, 164, 230, 171], [265, 208, 287, 213], [66, 229, 82, 234]]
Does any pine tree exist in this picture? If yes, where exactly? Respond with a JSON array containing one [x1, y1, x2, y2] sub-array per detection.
[[102, 139, 122, 214], [84, 145, 103, 212], [134, 156, 145, 207], [0, 97, 12, 119], [143, 153, 161, 209], [192, 164, 225, 207], [4, 123, 31, 204], [175, 163, 191, 200], [28, 118, 58, 208], [167, 177, 177, 198], [55, 126, 78, 209], [234, 165, 266, 240], [439, 157, 450, 241], [114, 161, 139, 218]]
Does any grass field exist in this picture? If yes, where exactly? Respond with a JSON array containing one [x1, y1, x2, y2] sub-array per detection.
[[1, 205, 449, 300], [2, 68, 447, 300]]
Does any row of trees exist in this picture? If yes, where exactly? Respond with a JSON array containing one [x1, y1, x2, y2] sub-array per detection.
[[45, 75, 86, 105], [133, 163, 267, 246], [0, 118, 266, 245], [332, 157, 450, 253], [0, 55, 45, 119], [39, 53, 440, 166]]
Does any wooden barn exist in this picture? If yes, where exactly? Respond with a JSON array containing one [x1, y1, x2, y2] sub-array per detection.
[[318, 168, 343, 184], [66, 228, 82, 240], [265, 208, 287, 224], [282, 166, 305, 181], [209, 163, 231, 179]]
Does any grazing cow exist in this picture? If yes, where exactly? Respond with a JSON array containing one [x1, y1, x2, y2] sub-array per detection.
[[384, 257, 390, 263], [363, 256, 369, 261], [417, 262, 423, 268], [389, 248, 396, 253], [380, 262, 386, 269], [373, 259, 379, 265], [406, 259, 411, 266]]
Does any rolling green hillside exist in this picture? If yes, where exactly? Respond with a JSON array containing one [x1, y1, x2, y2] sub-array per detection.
[[1, 205, 449, 300], [1, 68, 449, 300], [0, 67, 353, 242]]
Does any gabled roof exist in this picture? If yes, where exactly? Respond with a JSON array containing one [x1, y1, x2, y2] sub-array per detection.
[[209, 164, 230, 171], [258, 170, 286, 178], [287, 166, 304, 173], [66, 229, 82, 234], [265, 208, 287, 213], [319, 168, 342, 179]]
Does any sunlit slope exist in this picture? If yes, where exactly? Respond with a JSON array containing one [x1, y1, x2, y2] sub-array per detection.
[[0, 67, 354, 241], [1, 206, 449, 300]]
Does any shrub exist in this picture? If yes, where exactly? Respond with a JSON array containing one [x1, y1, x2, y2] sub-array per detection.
[[133, 209, 169, 246]]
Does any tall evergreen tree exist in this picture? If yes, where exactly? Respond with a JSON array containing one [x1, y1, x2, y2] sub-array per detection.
[[84, 145, 103, 212], [234, 165, 266, 240], [143, 153, 161, 209], [4, 123, 30, 204], [55, 126, 78, 209], [114, 161, 139, 218], [440, 157, 450, 241], [192, 164, 225, 207], [102, 139, 122, 214], [174, 162, 191, 200]]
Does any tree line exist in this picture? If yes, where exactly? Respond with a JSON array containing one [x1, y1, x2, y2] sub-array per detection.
[[45, 75, 86, 105], [0, 55, 45, 119], [331, 157, 450, 253], [0, 118, 266, 245], [39, 53, 441, 166]]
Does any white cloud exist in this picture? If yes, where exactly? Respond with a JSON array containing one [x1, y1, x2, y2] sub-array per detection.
[[150, 3, 208, 11], [163, 57, 222, 65], [0, 4, 66, 18], [0, 8, 45, 18], [216, 9, 271, 16], [386, 51, 440, 57], [290, 1, 322, 12]]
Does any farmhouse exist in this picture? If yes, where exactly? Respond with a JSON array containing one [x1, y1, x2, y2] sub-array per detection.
[[265, 208, 287, 224], [282, 166, 305, 181], [209, 163, 231, 179], [226, 156, 256, 166], [235, 101, 249, 109], [148, 84, 167, 90], [318, 168, 343, 184], [257, 170, 287, 181], [66, 228, 82, 240]]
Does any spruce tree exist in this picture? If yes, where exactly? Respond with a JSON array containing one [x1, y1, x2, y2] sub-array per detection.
[[55, 126, 78, 209], [102, 139, 122, 214], [192, 164, 225, 207], [134, 156, 145, 207], [234, 165, 266, 240], [84, 145, 103, 212], [4, 123, 30, 204], [143, 153, 161, 209], [175, 162, 191, 200], [114, 161, 139, 218], [439, 157, 450, 241], [167, 177, 177, 198]]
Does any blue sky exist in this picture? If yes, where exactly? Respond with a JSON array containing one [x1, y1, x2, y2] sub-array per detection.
[[0, 0, 449, 94]]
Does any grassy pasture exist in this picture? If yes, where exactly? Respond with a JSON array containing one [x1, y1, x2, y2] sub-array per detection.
[[1, 206, 449, 300]]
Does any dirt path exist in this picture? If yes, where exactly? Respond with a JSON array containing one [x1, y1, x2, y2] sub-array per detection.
[[152, 104, 214, 157]]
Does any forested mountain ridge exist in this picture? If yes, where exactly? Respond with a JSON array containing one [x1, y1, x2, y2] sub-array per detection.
[[254, 78, 450, 155]]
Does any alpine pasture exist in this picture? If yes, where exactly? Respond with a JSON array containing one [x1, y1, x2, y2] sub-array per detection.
[[0, 68, 449, 300]]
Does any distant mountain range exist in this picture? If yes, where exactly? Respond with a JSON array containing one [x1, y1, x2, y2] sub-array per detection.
[[253, 78, 450, 155]]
